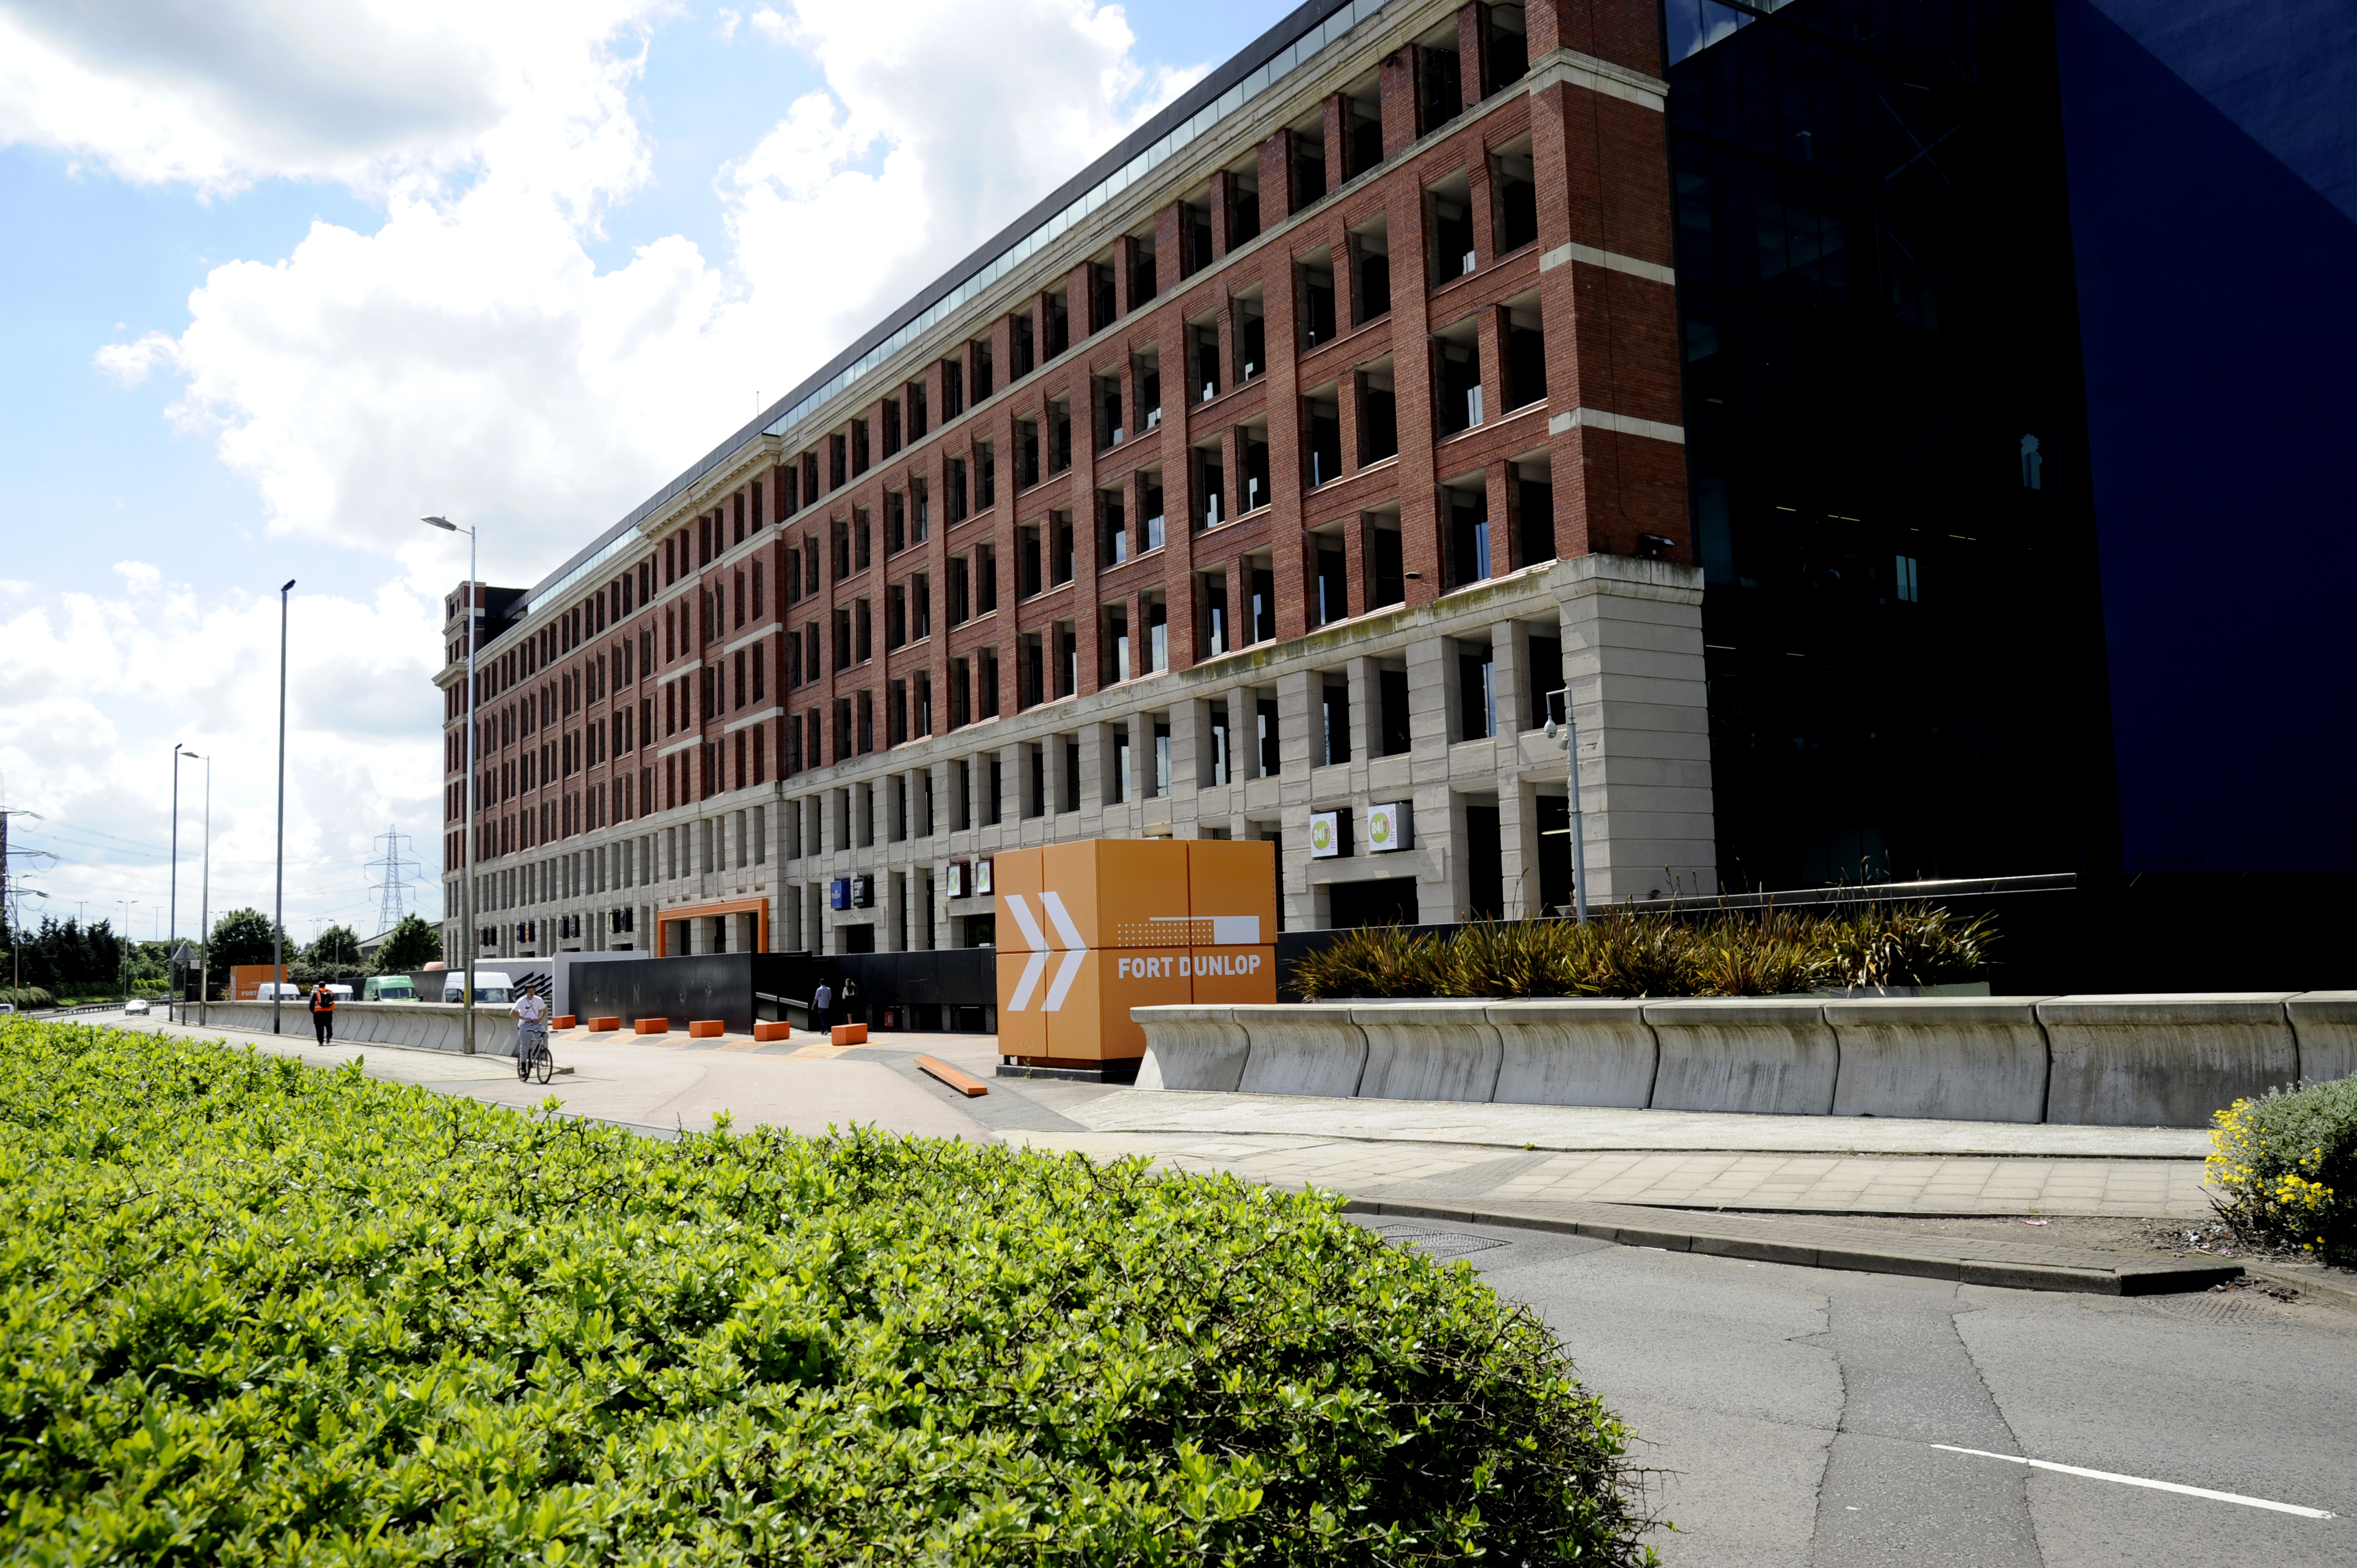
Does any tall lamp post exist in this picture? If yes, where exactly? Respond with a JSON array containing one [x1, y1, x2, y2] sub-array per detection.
[[188, 753, 210, 1027], [1543, 687, 1591, 924], [169, 742, 193, 1022], [272, 579, 294, 1035], [423, 515, 479, 1055]]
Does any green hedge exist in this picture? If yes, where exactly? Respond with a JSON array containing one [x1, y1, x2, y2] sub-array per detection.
[[0, 1021, 1656, 1564], [2209, 1076, 2357, 1263], [1293, 905, 1994, 1000]]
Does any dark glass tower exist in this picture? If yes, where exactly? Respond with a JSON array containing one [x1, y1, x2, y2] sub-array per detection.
[[1666, 0, 2117, 890]]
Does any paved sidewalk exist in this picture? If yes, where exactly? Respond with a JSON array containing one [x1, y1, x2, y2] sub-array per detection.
[[110, 1014, 2217, 1219], [1064, 1089, 2212, 1158], [999, 1128, 2218, 1218]]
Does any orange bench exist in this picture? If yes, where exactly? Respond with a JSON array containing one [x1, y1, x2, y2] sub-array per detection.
[[634, 1018, 668, 1035], [753, 1021, 791, 1043], [688, 1019, 724, 1039], [587, 1016, 620, 1033], [830, 1023, 869, 1046], [915, 1054, 988, 1098], [552, 1014, 576, 1030]]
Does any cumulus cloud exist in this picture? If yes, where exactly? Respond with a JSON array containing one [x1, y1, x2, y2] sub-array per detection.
[[0, 573, 445, 933], [69, 0, 1197, 589], [0, 0, 655, 198]]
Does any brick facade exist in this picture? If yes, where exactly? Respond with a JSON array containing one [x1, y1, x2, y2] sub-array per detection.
[[438, 0, 1716, 968]]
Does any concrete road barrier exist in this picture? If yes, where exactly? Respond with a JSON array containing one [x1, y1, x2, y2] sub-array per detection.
[[1134, 1007, 1253, 1092], [178, 1001, 487, 1055], [1351, 1002, 1504, 1101], [1827, 996, 2055, 1123], [1233, 1004, 1368, 1097], [2288, 992, 2357, 1086], [1486, 1000, 1659, 1107], [1644, 998, 1840, 1116], [2039, 994, 2298, 1127]]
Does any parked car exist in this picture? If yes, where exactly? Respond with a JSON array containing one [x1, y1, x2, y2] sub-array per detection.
[[362, 976, 416, 1002], [122, 998, 151, 1015], [442, 971, 513, 1005]]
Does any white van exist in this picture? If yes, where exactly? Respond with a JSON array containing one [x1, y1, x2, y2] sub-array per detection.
[[442, 971, 514, 1005], [362, 976, 416, 1002], [255, 982, 303, 1002]]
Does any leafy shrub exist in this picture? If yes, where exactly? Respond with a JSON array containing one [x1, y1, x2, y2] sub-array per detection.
[[2208, 1077, 2357, 1263], [1293, 903, 1993, 1000], [0, 1019, 1656, 1565]]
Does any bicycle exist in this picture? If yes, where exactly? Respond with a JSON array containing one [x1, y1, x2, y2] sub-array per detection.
[[516, 1023, 552, 1085]]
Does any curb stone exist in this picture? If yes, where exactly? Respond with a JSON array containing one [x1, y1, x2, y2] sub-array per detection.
[[1342, 1197, 2243, 1296]]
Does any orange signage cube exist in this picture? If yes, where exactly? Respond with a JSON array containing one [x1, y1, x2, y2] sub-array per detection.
[[996, 838, 1278, 1062]]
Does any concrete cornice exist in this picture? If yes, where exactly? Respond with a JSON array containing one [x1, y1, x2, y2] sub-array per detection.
[[1525, 47, 1670, 112]]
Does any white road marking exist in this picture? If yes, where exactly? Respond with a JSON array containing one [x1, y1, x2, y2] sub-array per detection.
[[1932, 1445, 2335, 1519]]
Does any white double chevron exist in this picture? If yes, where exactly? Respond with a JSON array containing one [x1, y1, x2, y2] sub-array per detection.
[[1002, 891, 1088, 1013]]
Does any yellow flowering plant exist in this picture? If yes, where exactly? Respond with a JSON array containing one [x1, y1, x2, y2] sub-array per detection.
[[2208, 1076, 2355, 1262]]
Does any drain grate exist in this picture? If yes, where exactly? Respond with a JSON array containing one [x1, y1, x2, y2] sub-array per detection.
[[1381, 1227, 1512, 1262]]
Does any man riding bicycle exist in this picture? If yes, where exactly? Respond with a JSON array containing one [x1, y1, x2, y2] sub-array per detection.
[[510, 987, 550, 1081]]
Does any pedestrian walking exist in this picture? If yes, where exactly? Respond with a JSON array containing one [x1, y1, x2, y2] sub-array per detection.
[[308, 982, 336, 1046], [812, 979, 833, 1034], [841, 976, 861, 1026]]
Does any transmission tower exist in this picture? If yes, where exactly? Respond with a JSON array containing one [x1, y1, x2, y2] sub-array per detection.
[[367, 826, 425, 934]]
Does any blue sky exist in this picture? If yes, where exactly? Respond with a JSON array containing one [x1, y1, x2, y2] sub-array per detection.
[[0, 0, 1280, 946]]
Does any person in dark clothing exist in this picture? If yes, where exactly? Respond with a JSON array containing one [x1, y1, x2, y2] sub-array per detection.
[[811, 979, 833, 1034], [308, 983, 336, 1046]]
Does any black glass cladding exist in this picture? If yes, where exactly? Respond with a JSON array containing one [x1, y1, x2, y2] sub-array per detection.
[[1669, 0, 2117, 890]]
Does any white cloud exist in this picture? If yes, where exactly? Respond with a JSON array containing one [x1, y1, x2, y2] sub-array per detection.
[[0, 574, 446, 936], [95, 332, 177, 386], [0, 0, 655, 199], [73, 0, 1197, 588]]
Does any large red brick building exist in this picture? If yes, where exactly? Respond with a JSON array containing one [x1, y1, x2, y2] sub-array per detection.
[[439, 0, 1716, 968]]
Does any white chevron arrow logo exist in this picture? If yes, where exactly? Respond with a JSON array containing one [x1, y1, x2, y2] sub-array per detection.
[[1003, 889, 1095, 1013]]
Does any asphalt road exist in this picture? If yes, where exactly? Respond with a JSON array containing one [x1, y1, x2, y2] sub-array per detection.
[[1362, 1218, 2357, 1567]]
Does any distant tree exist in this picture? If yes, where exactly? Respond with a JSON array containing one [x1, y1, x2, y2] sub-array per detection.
[[308, 924, 363, 971], [208, 908, 286, 970], [372, 915, 442, 972]]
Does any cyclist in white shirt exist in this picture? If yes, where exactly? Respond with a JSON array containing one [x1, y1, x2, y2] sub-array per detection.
[[511, 988, 549, 1077]]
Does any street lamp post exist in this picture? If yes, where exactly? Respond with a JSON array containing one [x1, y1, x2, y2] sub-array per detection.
[[118, 900, 138, 1002], [423, 516, 478, 1055], [169, 742, 192, 1022], [272, 579, 294, 1035], [191, 754, 210, 1027]]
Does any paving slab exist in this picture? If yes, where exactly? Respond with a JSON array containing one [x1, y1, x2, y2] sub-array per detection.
[[1069, 1088, 2212, 1157]]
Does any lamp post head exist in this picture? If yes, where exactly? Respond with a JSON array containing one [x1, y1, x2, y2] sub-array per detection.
[[421, 515, 457, 532], [280, 579, 296, 593]]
